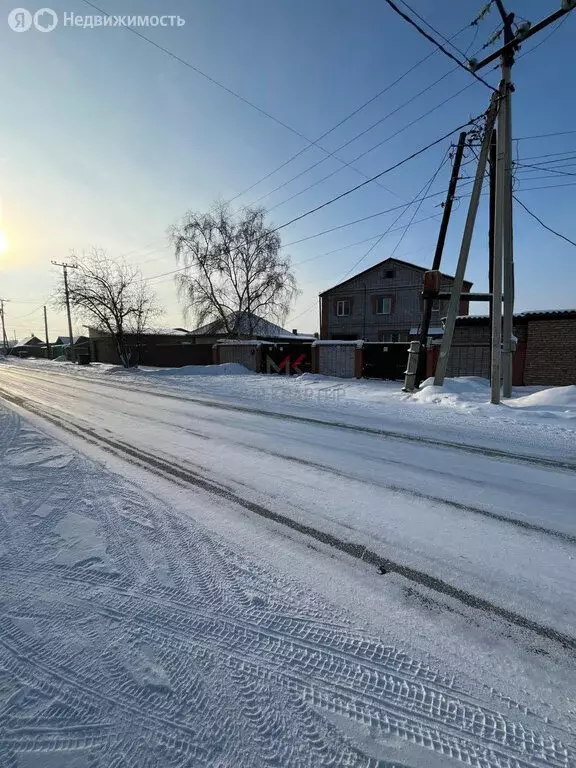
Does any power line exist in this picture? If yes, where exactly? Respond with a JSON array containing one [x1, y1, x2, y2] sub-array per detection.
[[145, 114, 483, 285], [397, 0, 471, 60], [514, 129, 576, 141], [264, 80, 479, 215], [227, 21, 475, 205], [383, 0, 497, 92], [246, 66, 460, 209], [514, 196, 576, 248], [514, 161, 576, 178], [274, 114, 483, 232], [78, 0, 334, 152]]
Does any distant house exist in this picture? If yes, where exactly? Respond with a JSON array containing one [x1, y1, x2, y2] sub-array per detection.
[[50, 335, 90, 360], [10, 336, 44, 358], [319, 257, 472, 342], [184, 311, 314, 343]]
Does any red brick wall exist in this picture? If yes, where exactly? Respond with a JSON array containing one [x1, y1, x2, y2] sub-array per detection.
[[524, 319, 576, 386]]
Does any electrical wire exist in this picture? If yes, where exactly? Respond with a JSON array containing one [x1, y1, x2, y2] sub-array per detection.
[[514, 129, 576, 141], [246, 66, 460, 209], [264, 80, 479, 215], [144, 114, 483, 285], [514, 162, 576, 178], [514, 196, 576, 248], [227, 21, 475, 205], [382, 0, 497, 92], [397, 0, 470, 59], [77, 0, 348, 157]]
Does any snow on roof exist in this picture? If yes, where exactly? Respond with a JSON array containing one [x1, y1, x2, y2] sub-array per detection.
[[140, 327, 190, 336], [409, 327, 444, 335], [188, 311, 308, 339], [14, 336, 43, 347], [456, 309, 576, 323]]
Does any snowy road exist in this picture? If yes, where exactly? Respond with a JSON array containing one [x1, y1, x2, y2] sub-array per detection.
[[0, 360, 575, 766], [0, 362, 575, 641]]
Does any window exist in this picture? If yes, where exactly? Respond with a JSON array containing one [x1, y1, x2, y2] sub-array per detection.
[[379, 332, 400, 342], [376, 297, 392, 315], [336, 300, 350, 317], [384, 269, 396, 279]]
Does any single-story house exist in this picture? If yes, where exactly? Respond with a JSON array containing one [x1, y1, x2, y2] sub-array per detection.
[[184, 311, 315, 344], [10, 336, 44, 358]]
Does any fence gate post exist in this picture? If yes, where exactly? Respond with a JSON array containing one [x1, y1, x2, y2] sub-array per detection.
[[403, 341, 421, 392]]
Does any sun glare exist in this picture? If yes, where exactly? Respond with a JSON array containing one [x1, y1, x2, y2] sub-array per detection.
[[0, 229, 7, 255]]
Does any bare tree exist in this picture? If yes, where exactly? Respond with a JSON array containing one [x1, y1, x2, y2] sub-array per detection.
[[53, 248, 163, 367], [169, 203, 298, 335]]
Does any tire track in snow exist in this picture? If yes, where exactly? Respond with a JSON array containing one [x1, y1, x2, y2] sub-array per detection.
[[3, 366, 575, 471], [1, 401, 574, 767], [1, 385, 575, 652]]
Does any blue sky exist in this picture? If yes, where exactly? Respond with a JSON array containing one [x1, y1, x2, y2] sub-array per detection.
[[1, 0, 574, 338]]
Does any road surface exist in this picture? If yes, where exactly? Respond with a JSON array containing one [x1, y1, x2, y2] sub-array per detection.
[[0, 360, 575, 766]]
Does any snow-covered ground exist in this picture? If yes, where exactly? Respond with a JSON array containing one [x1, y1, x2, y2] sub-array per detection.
[[0, 357, 575, 766]]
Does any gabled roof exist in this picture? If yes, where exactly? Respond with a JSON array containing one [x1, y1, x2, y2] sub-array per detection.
[[319, 257, 473, 296], [188, 311, 310, 339], [54, 336, 88, 346], [14, 336, 43, 347]]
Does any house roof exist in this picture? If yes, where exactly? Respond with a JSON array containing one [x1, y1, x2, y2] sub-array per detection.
[[54, 336, 88, 345], [319, 257, 473, 296], [455, 309, 576, 325], [14, 336, 43, 347], [187, 311, 313, 339]]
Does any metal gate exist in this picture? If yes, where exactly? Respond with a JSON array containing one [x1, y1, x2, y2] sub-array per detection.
[[362, 342, 409, 380], [318, 344, 356, 378]]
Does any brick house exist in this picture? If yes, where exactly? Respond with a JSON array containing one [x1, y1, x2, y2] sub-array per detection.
[[319, 257, 472, 342], [442, 309, 576, 386]]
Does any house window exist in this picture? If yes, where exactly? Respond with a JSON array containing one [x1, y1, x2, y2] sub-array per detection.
[[336, 300, 350, 317], [376, 297, 392, 315], [379, 332, 400, 342], [384, 269, 396, 279]]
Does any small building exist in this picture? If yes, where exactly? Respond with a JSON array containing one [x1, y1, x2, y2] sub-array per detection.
[[10, 336, 44, 358], [441, 309, 576, 386], [185, 311, 315, 344], [319, 257, 472, 342], [51, 335, 90, 359]]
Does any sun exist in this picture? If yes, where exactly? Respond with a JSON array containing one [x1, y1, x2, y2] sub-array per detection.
[[0, 229, 7, 255]]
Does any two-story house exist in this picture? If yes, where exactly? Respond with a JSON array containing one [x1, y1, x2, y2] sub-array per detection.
[[319, 257, 472, 342]]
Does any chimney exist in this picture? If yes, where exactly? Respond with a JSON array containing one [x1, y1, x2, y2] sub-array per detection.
[[292, 328, 298, 335]]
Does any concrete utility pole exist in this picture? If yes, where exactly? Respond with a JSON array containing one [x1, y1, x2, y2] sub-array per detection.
[[0, 299, 8, 353], [434, 96, 498, 386], [470, 0, 576, 400], [51, 261, 78, 362], [43, 305, 51, 360]]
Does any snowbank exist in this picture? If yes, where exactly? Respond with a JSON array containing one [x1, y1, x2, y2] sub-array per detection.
[[142, 363, 254, 377], [413, 377, 576, 420]]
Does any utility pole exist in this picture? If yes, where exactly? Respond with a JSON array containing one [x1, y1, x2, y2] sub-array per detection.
[[43, 305, 51, 360], [415, 131, 467, 386], [0, 299, 8, 353], [488, 129, 497, 375], [51, 261, 78, 362], [470, 0, 576, 400], [435, 96, 498, 386]]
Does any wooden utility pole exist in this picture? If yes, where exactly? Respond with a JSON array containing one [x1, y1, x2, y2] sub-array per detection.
[[43, 305, 51, 360], [0, 299, 8, 353], [51, 261, 78, 362], [470, 0, 576, 400], [415, 131, 467, 386], [434, 96, 498, 386]]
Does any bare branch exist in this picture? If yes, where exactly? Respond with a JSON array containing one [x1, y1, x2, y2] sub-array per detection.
[[168, 202, 299, 336]]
